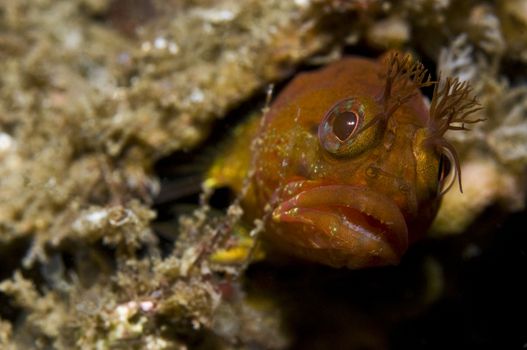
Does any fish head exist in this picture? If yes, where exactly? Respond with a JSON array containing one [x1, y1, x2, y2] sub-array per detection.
[[252, 54, 460, 268]]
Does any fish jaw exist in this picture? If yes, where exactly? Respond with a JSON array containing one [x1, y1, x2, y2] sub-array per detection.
[[270, 181, 409, 268]]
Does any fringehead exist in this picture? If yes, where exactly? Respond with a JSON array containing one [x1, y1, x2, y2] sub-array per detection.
[[206, 52, 481, 269]]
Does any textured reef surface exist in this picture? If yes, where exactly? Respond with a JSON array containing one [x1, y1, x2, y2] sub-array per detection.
[[0, 0, 526, 349]]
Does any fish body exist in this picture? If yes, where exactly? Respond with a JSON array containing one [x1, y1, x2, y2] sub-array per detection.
[[207, 53, 480, 268]]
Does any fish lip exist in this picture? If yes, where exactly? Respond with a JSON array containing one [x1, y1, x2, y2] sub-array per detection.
[[271, 182, 409, 267]]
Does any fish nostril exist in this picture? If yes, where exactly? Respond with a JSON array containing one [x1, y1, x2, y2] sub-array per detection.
[[366, 166, 378, 178], [296, 161, 311, 179], [399, 183, 411, 193]]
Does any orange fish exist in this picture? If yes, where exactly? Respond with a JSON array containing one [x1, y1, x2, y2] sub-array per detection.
[[207, 52, 481, 268]]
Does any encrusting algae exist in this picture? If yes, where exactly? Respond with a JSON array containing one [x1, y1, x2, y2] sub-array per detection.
[[207, 52, 481, 269]]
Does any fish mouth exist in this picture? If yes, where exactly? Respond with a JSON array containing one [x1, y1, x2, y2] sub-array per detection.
[[271, 181, 408, 268]]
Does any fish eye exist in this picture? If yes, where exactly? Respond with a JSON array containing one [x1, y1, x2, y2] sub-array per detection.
[[437, 151, 456, 195], [438, 154, 451, 182], [318, 98, 364, 156]]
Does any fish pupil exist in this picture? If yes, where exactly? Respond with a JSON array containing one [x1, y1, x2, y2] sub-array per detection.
[[333, 111, 358, 141]]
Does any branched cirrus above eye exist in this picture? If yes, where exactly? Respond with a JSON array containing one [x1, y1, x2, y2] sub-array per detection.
[[318, 98, 364, 155]]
